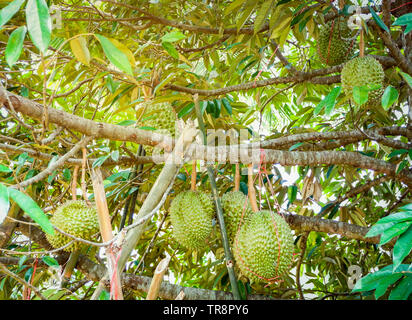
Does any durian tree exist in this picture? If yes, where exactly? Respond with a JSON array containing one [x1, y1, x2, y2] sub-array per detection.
[[0, 0, 411, 301]]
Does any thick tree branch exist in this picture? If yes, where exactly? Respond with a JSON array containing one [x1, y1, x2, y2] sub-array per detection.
[[0, 87, 169, 149]]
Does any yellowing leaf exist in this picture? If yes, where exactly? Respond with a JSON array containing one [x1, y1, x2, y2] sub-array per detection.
[[70, 36, 90, 66], [278, 25, 290, 48], [254, 0, 273, 34], [108, 38, 136, 67], [270, 16, 292, 39], [224, 0, 245, 16]]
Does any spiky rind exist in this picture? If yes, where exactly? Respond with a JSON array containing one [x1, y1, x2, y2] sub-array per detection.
[[233, 210, 294, 283], [317, 19, 355, 66], [221, 191, 253, 242], [137, 102, 176, 156], [341, 56, 385, 107], [170, 190, 215, 249], [46, 200, 100, 252]]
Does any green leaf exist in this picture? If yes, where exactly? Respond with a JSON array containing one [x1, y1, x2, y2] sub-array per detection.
[[375, 210, 412, 225], [161, 30, 186, 42], [374, 273, 404, 299], [400, 71, 412, 89], [24, 267, 33, 282], [206, 100, 215, 114], [92, 155, 110, 168], [99, 290, 110, 300], [0, 184, 10, 222], [0, 0, 25, 29], [289, 142, 304, 151], [388, 149, 408, 158], [62, 168, 71, 181], [381, 86, 399, 110], [42, 256, 59, 267], [161, 41, 179, 59], [379, 221, 412, 246], [26, 0, 52, 53], [178, 102, 194, 118], [313, 87, 341, 115], [388, 276, 412, 300], [324, 86, 341, 115], [0, 164, 12, 173], [224, 0, 245, 16], [393, 13, 412, 34], [314, 98, 327, 116], [375, 273, 402, 300], [213, 99, 221, 118], [352, 86, 369, 105], [236, 0, 256, 31], [116, 120, 136, 126], [352, 264, 394, 292], [393, 225, 412, 271], [399, 203, 412, 212], [366, 221, 399, 237], [221, 98, 232, 115], [18, 256, 27, 269], [368, 5, 389, 33], [396, 160, 408, 174], [6, 26, 26, 67], [8, 187, 54, 235], [111, 150, 119, 162], [96, 34, 133, 75], [288, 185, 297, 203]]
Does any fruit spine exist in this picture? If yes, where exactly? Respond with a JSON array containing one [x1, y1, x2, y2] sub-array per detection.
[[317, 19, 355, 66], [221, 190, 253, 243], [46, 200, 100, 252], [341, 56, 385, 107], [233, 210, 294, 283], [170, 190, 215, 249]]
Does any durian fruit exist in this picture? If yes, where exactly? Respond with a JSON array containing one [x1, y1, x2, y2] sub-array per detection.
[[46, 200, 100, 252], [137, 101, 177, 156], [341, 56, 385, 107], [221, 191, 253, 243], [317, 19, 355, 66], [170, 190, 215, 249], [233, 210, 294, 283]]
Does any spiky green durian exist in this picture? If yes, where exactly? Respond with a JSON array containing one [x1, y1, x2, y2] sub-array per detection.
[[46, 200, 100, 252], [170, 190, 215, 249], [317, 19, 355, 66], [233, 210, 294, 283], [341, 56, 385, 107], [221, 191, 253, 243], [137, 102, 176, 156]]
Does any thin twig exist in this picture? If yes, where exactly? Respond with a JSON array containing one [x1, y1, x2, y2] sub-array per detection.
[[0, 262, 47, 300]]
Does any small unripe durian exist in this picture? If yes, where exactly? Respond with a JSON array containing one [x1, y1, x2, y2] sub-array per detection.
[[46, 200, 100, 252]]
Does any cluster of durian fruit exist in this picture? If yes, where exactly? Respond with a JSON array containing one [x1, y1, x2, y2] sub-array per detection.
[[317, 17, 385, 108], [170, 189, 295, 283], [45, 190, 294, 284]]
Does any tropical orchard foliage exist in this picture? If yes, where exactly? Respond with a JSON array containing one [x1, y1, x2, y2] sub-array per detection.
[[0, 0, 411, 300]]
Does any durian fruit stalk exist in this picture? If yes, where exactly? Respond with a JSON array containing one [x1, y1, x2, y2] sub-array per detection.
[[46, 200, 100, 252], [169, 190, 215, 249], [317, 18, 355, 66], [341, 56, 385, 107], [233, 210, 294, 283]]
